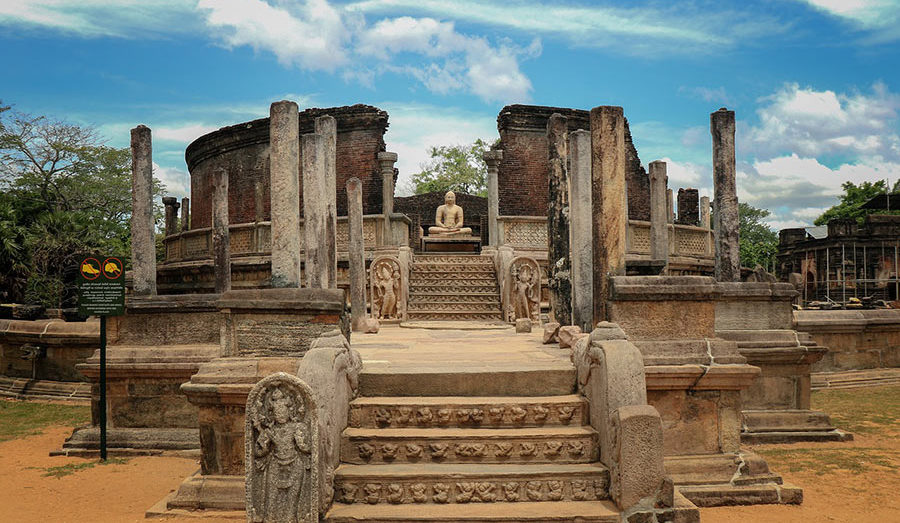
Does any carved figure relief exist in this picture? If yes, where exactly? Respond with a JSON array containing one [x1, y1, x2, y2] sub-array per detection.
[[370, 257, 402, 320], [246, 372, 318, 523], [508, 257, 541, 323]]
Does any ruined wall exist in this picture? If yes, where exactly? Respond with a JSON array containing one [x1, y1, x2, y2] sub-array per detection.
[[186, 105, 388, 229], [496, 104, 650, 220]]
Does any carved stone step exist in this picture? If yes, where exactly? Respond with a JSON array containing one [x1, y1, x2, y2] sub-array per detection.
[[410, 275, 498, 284], [350, 395, 587, 429], [407, 303, 502, 313], [333, 463, 610, 505], [341, 427, 598, 464], [360, 364, 575, 397], [406, 312, 504, 321], [326, 500, 621, 522], [409, 285, 499, 294], [413, 255, 494, 265], [412, 264, 496, 272], [408, 296, 501, 305]]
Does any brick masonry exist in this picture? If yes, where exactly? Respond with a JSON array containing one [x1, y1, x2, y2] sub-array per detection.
[[186, 105, 388, 229]]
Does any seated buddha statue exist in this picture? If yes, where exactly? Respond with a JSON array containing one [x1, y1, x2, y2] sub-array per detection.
[[428, 191, 472, 236]]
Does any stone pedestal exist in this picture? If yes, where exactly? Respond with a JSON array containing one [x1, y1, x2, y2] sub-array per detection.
[[608, 276, 802, 507], [57, 295, 222, 456], [716, 282, 851, 443]]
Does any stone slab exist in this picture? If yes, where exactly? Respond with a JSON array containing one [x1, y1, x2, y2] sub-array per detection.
[[326, 500, 620, 522]]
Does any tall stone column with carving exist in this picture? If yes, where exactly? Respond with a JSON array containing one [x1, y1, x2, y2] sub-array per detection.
[[649, 161, 669, 270], [483, 149, 503, 247], [547, 113, 572, 325], [347, 177, 367, 332], [590, 106, 627, 323], [130, 125, 156, 296], [666, 188, 674, 224], [700, 196, 711, 228], [212, 167, 231, 294], [712, 108, 740, 282], [569, 129, 593, 332], [269, 100, 301, 288], [378, 152, 398, 247], [303, 129, 337, 289], [163, 196, 180, 237], [316, 115, 338, 287]]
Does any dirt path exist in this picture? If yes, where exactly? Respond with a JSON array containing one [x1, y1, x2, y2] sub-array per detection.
[[0, 426, 197, 522]]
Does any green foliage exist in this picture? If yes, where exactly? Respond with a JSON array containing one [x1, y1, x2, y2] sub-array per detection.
[[38, 458, 129, 478], [739, 202, 778, 271], [814, 180, 895, 226], [0, 103, 165, 305], [410, 139, 494, 197], [0, 399, 90, 442]]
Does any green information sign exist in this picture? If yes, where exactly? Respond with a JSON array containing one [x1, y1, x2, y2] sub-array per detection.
[[77, 256, 125, 316]]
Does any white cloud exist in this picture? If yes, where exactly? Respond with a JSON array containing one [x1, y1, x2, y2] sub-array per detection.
[[198, 0, 350, 71], [747, 82, 900, 162], [380, 103, 497, 194], [0, 0, 197, 37], [154, 123, 220, 144], [679, 86, 733, 106], [798, 0, 900, 40], [153, 162, 189, 198]]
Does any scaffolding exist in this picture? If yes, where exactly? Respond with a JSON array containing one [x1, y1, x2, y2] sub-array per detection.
[[790, 240, 900, 307]]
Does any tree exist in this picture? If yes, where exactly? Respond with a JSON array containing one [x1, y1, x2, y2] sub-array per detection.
[[409, 139, 494, 197], [814, 180, 894, 226], [0, 103, 165, 306], [739, 202, 778, 271]]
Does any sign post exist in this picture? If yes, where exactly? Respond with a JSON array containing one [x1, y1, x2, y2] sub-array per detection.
[[77, 256, 125, 461]]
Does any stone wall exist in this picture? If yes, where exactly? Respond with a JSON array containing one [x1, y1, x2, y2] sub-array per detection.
[[0, 319, 97, 383], [495, 104, 650, 220], [795, 309, 900, 372], [186, 105, 388, 229]]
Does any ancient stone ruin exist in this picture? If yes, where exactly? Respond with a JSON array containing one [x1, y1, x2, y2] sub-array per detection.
[[2, 98, 882, 522]]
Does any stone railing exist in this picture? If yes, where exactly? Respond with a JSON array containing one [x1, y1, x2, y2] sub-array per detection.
[[162, 214, 410, 264], [497, 216, 714, 259]]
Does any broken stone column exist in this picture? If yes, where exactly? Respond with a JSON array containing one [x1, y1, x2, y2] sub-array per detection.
[[590, 106, 627, 324], [303, 131, 337, 289], [269, 101, 301, 288], [378, 152, 398, 247], [649, 161, 669, 268], [547, 113, 572, 325], [212, 168, 231, 294], [130, 125, 156, 296], [666, 188, 674, 224], [712, 108, 740, 282], [163, 196, 180, 237], [677, 188, 700, 226], [569, 129, 593, 332], [347, 177, 367, 332], [316, 115, 338, 286], [180, 197, 190, 232], [484, 149, 503, 247], [700, 196, 711, 228]]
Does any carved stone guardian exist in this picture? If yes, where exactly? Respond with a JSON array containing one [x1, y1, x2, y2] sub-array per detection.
[[507, 256, 541, 323], [370, 256, 404, 320], [246, 372, 319, 523]]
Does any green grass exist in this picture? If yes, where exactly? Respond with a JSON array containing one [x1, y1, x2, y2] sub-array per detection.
[[758, 447, 898, 475], [0, 399, 90, 442], [812, 385, 900, 434], [38, 458, 128, 478]]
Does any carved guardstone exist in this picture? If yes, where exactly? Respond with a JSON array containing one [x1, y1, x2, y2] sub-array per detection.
[[370, 256, 404, 321], [507, 256, 541, 323], [246, 372, 319, 523]]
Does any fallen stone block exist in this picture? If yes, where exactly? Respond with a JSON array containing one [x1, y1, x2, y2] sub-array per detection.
[[543, 322, 561, 344], [515, 318, 532, 333], [363, 318, 380, 334], [558, 325, 583, 348]]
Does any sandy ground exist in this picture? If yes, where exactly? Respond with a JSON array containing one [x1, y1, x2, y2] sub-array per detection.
[[1, 425, 897, 522]]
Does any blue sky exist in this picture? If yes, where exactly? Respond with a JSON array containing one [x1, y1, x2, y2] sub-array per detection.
[[2, 0, 899, 229]]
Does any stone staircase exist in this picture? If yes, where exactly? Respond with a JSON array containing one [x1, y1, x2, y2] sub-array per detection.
[[326, 390, 618, 521], [407, 254, 504, 322]]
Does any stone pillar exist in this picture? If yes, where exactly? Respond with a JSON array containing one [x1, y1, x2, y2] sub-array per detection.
[[701, 196, 711, 229], [316, 115, 338, 286], [649, 161, 669, 267], [547, 113, 572, 326], [484, 150, 503, 247], [303, 131, 337, 289], [378, 152, 398, 247], [590, 106, 627, 324], [254, 181, 265, 223], [212, 168, 231, 294], [569, 129, 593, 332], [180, 197, 190, 232], [269, 101, 301, 288], [677, 188, 700, 226], [347, 177, 367, 332], [130, 125, 156, 296], [666, 189, 674, 224], [163, 196, 180, 237], [712, 108, 740, 282]]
